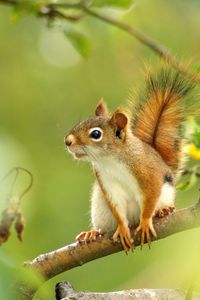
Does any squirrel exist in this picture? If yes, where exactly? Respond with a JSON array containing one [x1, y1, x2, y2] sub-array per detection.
[[64, 67, 194, 253]]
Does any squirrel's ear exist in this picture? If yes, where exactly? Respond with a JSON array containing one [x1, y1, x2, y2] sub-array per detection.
[[95, 98, 109, 116], [110, 111, 128, 130]]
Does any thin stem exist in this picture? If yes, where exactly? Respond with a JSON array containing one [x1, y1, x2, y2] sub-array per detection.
[[1, 0, 200, 83], [182, 168, 200, 177], [0, 167, 33, 201], [81, 5, 200, 83], [9, 168, 19, 198], [16, 167, 33, 200], [84, 7, 169, 56], [49, 2, 82, 9], [38, 8, 83, 22], [0, 0, 17, 4], [51, 1, 200, 83]]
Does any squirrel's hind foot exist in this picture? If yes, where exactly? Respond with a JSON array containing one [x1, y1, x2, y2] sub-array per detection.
[[156, 206, 175, 218], [112, 223, 134, 254], [75, 229, 103, 243], [134, 218, 157, 249]]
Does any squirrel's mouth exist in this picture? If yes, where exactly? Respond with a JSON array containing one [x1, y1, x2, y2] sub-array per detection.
[[66, 146, 88, 160], [74, 152, 87, 159]]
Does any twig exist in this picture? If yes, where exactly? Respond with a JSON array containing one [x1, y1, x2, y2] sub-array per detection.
[[0, 0, 200, 82], [0, 0, 17, 4], [182, 168, 200, 177], [38, 5, 83, 22], [49, 2, 81, 9], [0, 166, 33, 200], [81, 5, 200, 83]]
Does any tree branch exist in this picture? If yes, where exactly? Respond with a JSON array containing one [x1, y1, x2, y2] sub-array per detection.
[[81, 5, 200, 84], [19, 201, 200, 299], [55, 281, 200, 300], [38, 4, 83, 22], [1, 0, 200, 83], [0, 0, 17, 5]]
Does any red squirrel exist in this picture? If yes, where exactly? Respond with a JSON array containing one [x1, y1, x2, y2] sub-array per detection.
[[64, 68, 194, 252]]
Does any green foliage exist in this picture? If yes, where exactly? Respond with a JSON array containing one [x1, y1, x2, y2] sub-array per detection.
[[1, 0, 200, 299], [193, 63, 200, 73], [193, 129, 200, 148], [0, 258, 16, 300], [176, 119, 200, 191], [91, 0, 134, 8], [9, 0, 134, 58], [63, 25, 91, 58], [11, 0, 45, 22], [185, 118, 200, 148], [0, 252, 45, 300], [177, 167, 198, 191]]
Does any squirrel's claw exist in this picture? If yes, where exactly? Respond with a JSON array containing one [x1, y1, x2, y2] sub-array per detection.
[[113, 223, 134, 254], [76, 229, 103, 243], [135, 218, 157, 249], [156, 205, 175, 218]]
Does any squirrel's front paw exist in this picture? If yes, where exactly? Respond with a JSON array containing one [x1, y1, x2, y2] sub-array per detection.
[[76, 229, 103, 243], [113, 223, 134, 254], [134, 218, 157, 249]]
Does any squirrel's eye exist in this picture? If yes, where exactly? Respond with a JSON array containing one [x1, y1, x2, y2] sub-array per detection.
[[89, 127, 103, 141]]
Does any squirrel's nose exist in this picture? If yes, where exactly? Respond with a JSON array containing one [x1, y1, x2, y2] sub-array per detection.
[[64, 134, 74, 147]]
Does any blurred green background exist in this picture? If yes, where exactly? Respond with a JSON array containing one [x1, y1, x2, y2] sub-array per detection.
[[1, 0, 200, 299]]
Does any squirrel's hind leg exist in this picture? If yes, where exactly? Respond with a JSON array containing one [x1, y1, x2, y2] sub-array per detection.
[[135, 182, 176, 248], [155, 183, 176, 218], [156, 205, 175, 218]]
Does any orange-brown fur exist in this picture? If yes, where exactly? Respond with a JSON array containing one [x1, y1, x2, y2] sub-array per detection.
[[65, 68, 194, 251], [130, 69, 194, 172]]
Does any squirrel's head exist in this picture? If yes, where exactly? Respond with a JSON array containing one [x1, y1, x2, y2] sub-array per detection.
[[64, 99, 129, 161]]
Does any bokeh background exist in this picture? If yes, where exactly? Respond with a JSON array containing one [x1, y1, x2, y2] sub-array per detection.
[[1, 0, 200, 299]]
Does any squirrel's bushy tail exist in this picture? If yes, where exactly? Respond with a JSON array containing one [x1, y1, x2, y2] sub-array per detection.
[[130, 68, 195, 172]]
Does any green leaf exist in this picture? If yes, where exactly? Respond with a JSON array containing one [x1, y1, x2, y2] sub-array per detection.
[[176, 181, 190, 191], [91, 0, 134, 8], [177, 167, 198, 191], [11, 0, 44, 23], [193, 129, 200, 148], [63, 26, 91, 58], [185, 118, 200, 147], [192, 64, 200, 73]]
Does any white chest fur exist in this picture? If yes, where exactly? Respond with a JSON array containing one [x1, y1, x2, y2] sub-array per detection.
[[93, 157, 143, 225]]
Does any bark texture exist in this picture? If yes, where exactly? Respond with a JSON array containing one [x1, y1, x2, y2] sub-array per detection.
[[17, 201, 200, 299], [25, 202, 200, 280], [55, 282, 200, 300]]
